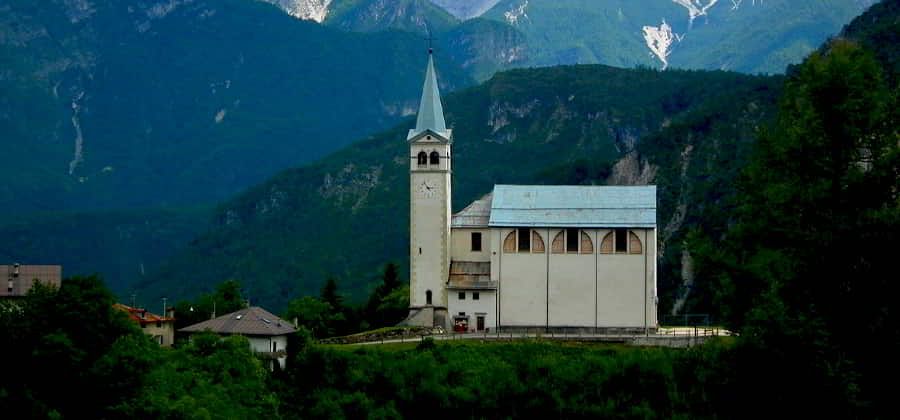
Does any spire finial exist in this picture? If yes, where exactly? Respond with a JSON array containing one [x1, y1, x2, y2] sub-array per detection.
[[425, 31, 435, 55]]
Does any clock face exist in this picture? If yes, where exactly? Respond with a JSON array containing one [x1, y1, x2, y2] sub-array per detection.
[[417, 180, 437, 198]]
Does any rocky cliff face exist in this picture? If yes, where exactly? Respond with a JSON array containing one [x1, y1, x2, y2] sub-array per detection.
[[257, 0, 332, 22]]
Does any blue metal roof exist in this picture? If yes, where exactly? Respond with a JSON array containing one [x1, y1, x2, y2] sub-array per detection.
[[488, 185, 657, 228], [409, 53, 449, 139]]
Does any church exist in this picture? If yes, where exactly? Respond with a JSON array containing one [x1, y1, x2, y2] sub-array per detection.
[[404, 52, 658, 333]]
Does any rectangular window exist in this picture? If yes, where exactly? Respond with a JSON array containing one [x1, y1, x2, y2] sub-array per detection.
[[272, 341, 278, 352], [517, 228, 531, 252], [473, 292, 480, 300], [566, 228, 579, 253], [615, 228, 628, 253], [459, 292, 466, 300], [471, 232, 482, 251]]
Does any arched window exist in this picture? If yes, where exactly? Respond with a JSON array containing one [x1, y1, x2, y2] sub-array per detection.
[[417, 151, 428, 166], [600, 230, 642, 254], [503, 229, 544, 253], [580, 230, 594, 254], [426, 290, 432, 305], [553, 229, 593, 254], [629, 231, 643, 254], [551, 231, 565, 254], [503, 231, 516, 253], [429, 151, 440, 165], [531, 230, 545, 253], [600, 232, 614, 254]]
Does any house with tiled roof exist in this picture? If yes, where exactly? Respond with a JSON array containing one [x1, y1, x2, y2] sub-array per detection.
[[179, 306, 296, 369], [114, 303, 176, 347]]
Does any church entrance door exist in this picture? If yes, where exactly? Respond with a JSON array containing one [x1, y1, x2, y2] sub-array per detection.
[[476, 316, 485, 331]]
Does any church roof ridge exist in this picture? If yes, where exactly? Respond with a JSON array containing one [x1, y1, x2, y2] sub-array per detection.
[[451, 193, 492, 228], [489, 185, 657, 228]]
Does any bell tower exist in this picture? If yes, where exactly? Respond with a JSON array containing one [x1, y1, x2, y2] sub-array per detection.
[[408, 50, 452, 325]]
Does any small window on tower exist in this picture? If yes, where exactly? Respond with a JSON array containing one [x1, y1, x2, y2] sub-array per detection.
[[429, 151, 440, 165], [471, 232, 482, 251], [417, 151, 428, 166], [518, 228, 531, 252]]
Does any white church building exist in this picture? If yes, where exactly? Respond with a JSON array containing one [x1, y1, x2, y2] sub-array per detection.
[[404, 52, 658, 333]]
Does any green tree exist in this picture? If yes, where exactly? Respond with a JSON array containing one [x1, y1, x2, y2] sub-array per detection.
[[0, 276, 143, 417], [116, 333, 278, 418], [381, 262, 401, 293], [707, 39, 898, 415], [363, 263, 408, 328], [374, 285, 410, 327], [320, 276, 343, 312], [174, 279, 247, 329], [285, 296, 344, 338]]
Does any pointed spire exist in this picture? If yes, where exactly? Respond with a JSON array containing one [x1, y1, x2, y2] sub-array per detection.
[[412, 51, 448, 138]]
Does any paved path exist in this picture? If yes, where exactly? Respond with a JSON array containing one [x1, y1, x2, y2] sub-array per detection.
[[351, 327, 730, 347]]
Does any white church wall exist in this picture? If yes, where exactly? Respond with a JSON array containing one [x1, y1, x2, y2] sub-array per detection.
[[450, 228, 491, 261], [548, 229, 596, 327], [646, 230, 658, 327], [448, 290, 497, 332], [595, 228, 651, 328], [491, 227, 657, 330], [497, 229, 549, 327]]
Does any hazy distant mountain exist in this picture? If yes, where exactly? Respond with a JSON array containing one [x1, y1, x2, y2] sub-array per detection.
[[262, 0, 874, 75], [482, 0, 876, 74]]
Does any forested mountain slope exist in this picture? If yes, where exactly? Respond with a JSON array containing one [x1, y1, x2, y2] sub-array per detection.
[[140, 65, 781, 310], [0, 0, 472, 213]]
